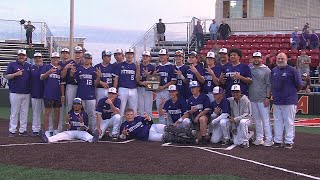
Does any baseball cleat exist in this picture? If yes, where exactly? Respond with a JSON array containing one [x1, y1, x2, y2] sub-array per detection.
[[39, 130, 49, 143], [272, 143, 283, 148], [284, 144, 293, 149], [240, 142, 249, 148], [53, 130, 59, 136], [253, 139, 264, 146], [8, 132, 16, 138], [263, 141, 274, 147], [19, 131, 28, 137], [221, 139, 232, 146], [111, 135, 118, 142], [92, 130, 99, 143], [31, 131, 40, 137]]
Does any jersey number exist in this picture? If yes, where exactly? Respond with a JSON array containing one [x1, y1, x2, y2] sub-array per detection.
[[86, 79, 92, 85], [177, 80, 182, 85], [207, 81, 211, 87], [164, 77, 167, 83], [131, 75, 135, 81]]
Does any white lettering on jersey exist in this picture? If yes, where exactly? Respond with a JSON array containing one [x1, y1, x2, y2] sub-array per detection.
[[79, 74, 93, 79], [121, 70, 135, 75]]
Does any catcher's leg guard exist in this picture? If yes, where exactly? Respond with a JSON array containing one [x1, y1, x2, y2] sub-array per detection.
[[164, 125, 197, 138]]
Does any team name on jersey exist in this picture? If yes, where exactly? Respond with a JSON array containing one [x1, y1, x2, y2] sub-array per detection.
[[49, 74, 60, 79], [128, 121, 143, 132], [168, 109, 182, 115], [70, 121, 81, 126], [204, 75, 212, 80], [187, 73, 194, 79], [121, 70, 135, 75], [226, 72, 236, 77], [101, 73, 112, 78], [191, 104, 203, 110], [79, 74, 93, 79], [159, 72, 168, 77]]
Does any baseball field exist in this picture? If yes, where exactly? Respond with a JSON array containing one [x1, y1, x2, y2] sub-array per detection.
[[0, 107, 319, 180]]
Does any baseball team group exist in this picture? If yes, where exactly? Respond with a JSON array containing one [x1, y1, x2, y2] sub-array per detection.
[[5, 45, 302, 149]]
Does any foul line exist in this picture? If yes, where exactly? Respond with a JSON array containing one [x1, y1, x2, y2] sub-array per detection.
[[161, 143, 236, 151], [162, 143, 320, 180], [98, 139, 135, 144]]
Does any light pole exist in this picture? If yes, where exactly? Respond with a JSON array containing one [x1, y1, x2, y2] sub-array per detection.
[[70, 0, 74, 59]]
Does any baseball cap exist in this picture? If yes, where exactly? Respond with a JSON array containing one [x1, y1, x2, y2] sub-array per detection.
[[189, 81, 200, 88], [168, 85, 177, 91], [114, 48, 123, 54], [74, 46, 83, 53], [302, 73, 308, 77], [253, 52, 262, 57], [73, 98, 82, 104], [102, 49, 113, 57], [206, 52, 215, 58], [174, 50, 184, 57], [188, 51, 197, 57], [212, 86, 223, 94], [159, 49, 167, 55], [51, 52, 60, 58], [17, 49, 27, 55], [231, 84, 241, 91], [219, 48, 228, 54], [34, 52, 42, 57], [84, 51, 93, 59], [108, 87, 117, 94], [125, 48, 134, 54], [142, 51, 151, 56], [61, 48, 70, 53]]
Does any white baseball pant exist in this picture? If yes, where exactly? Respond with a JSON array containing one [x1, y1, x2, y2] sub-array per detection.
[[82, 99, 97, 130], [31, 98, 44, 133], [233, 119, 252, 145], [96, 88, 108, 103], [9, 93, 30, 133], [273, 105, 296, 144], [210, 118, 231, 143], [118, 87, 138, 118], [156, 89, 169, 125], [148, 124, 166, 142], [65, 84, 78, 112], [47, 130, 94, 142], [251, 102, 273, 143], [166, 116, 191, 129], [48, 103, 63, 132], [99, 114, 121, 139], [137, 87, 153, 116]]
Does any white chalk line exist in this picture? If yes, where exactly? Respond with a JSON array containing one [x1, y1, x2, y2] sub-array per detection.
[[162, 143, 320, 180], [161, 143, 236, 151], [98, 139, 135, 144]]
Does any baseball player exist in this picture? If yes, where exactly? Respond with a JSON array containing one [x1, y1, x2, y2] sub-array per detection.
[[96, 87, 121, 140], [30, 52, 45, 136], [114, 48, 124, 64], [180, 81, 211, 144], [185, 51, 205, 99], [5, 49, 31, 137], [248, 52, 273, 147], [203, 52, 223, 103], [159, 85, 190, 128], [174, 50, 188, 99], [119, 108, 196, 144], [40, 52, 64, 137], [113, 48, 139, 118], [210, 86, 231, 145], [71, 51, 100, 130], [220, 48, 252, 98], [228, 84, 253, 148], [154, 49, 177, 125], [61, 46, 83, 113], [94, 49, 115, 101], [40, 98, 99, 143], [137, 51, 155, 116]]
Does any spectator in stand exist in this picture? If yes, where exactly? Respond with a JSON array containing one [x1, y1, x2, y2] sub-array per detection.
[[156, 19, 166, 42], [300, 73, 311, 93], [264, 51, 277, 69], [310, 30, 319, 50], [193, 20, 204, 50], [287, 55, 296, 67], [209, 19, 219, 41], [300, 30, 309, 50], [218, 20, 231, 40], [296, 49, 311, 75], [24, 21, 36, 45], [290, 27, 300, 50], [302, 23, 310, 33]]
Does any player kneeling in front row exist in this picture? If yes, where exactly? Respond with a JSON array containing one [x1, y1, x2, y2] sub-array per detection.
[[96, 87, 121, 141], [119, 109, 196, 144], [40, 98, 98, 143]]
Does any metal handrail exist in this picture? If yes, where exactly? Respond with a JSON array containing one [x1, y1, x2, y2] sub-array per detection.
[[131, 23, 156, 48]]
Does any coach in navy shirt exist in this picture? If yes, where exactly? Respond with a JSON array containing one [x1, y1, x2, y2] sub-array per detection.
[[271, 52, 302, 149], [5, 49, 31, 137]]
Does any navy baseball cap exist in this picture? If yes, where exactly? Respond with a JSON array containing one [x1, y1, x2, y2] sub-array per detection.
[[73, 98, 82, 104], [84, 51, 93, 59], [188, 51, 197, 57], [189, 81, 200, 88], [102, 49, 113, 57]]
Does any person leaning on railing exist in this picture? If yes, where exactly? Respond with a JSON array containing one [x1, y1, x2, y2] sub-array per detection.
[[24, 21, 36, 45]]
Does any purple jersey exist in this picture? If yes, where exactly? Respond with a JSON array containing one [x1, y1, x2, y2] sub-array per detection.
[[114, 62, 137, 88], [271, 65, 302, 105], [139, 63, 155, 85], [30, 64, 45, 98], [119, 116, 153, 141], [187, 93, 211, 119], [175, 64, 189, 99], [41, 64, 61, 100], [65, 59, 82, 85], [156, 63, 177, 86], [67, 110, 89, 131], [75, 66, 97, 100], [94, 63, 115, 88], [224, 63, 252, 98], [6, 60, 31, 94], [203, 65, 223, 94], [210, 97, 231, 115], [59, 60, 69, 84], [163, 97, 188, 123], [96, 97, 121, 120], [185, 64, 205, 98]]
